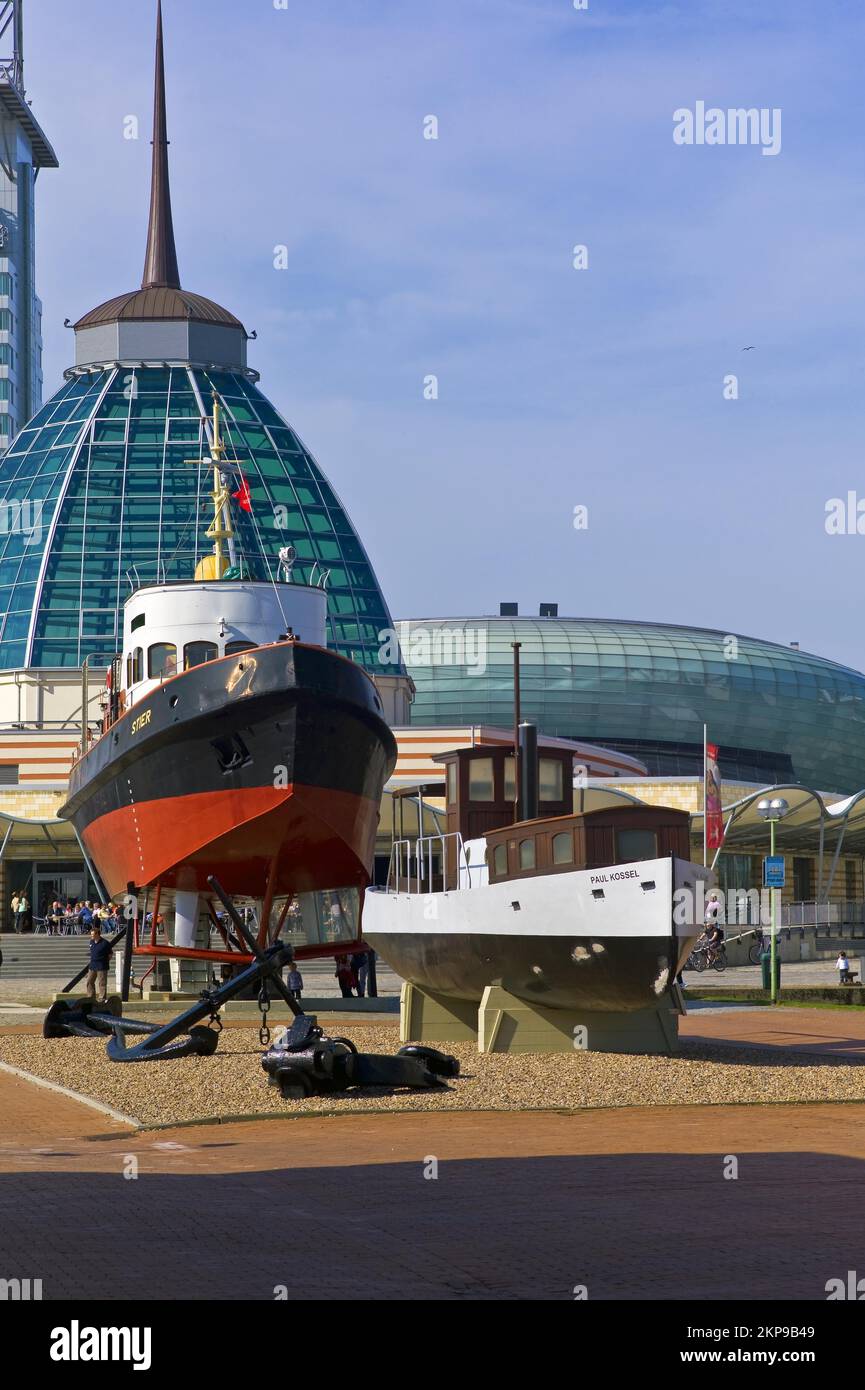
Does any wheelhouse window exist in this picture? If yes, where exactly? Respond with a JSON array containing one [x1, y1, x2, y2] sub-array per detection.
[[148, 642, 177, 680], [504, 755, 515, 802], [468, 756, 494, 802], [519, 838, 535, 871], [225, 640, 254, 656], [493, 843, 508, 876], [184, 640, 218, 670], [126, 647, 144, 686], [615, 828, 657, 863], [447, 762, 456, 805], [552, 831, 574, 865], [539, 758, 564, 801]]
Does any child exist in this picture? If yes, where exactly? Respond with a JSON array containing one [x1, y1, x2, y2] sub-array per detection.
[[837, 951, 851, 984], [287, 964, 303, 1002]]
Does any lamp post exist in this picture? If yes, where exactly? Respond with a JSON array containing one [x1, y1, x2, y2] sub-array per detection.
[[757, 796, 789, 1004]]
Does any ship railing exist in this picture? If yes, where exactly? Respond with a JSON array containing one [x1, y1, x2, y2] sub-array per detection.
[[386, 832, 471, 895]]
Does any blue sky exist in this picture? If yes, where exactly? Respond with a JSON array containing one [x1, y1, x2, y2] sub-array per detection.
[[25, 0, 865, 670]]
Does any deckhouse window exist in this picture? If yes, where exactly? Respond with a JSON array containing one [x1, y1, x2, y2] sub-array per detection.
[[615, 828, 657, 863], [127, 647, 144, 686], [468, 757, 494, 802], [225, 640, 254, 656], [184, 640, 218, 669], [552, 832, 574, 865], [519, 838, 535, 871], [540, 758, 564, 801], [493, 843, 508, 876], [148, 642, 177, 680]]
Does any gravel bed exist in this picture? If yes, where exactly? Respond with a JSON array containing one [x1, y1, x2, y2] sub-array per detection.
[[2, 1026, 865, 1128]]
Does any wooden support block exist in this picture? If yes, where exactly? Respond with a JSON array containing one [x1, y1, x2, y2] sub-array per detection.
[[400, 981, 479, 1044], [478, 985, 680, 1055]]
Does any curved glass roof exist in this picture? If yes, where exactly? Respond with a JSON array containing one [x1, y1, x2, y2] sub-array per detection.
[[400, 616, 865, 793], [0, 365, 401, 674]]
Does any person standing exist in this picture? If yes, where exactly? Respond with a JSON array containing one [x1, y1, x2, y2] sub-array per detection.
[[286, 964, 303, 1003], [837, 951, 851, 984], [351, 949, 368, 998], [10, 892, 19, 932], [16, 893, 29, 934], [335, 954, 355, 999], [85, 924, 112, 1003]]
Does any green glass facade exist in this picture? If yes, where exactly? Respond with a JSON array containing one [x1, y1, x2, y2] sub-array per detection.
[[0, 364, 401, 673], [402, 616, 865, 793]]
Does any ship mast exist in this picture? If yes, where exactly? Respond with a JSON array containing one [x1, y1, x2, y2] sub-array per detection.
[[189, 393, 236, 581]]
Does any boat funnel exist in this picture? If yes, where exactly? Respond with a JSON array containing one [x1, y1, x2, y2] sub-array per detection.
[[518, 720, 538, 821]]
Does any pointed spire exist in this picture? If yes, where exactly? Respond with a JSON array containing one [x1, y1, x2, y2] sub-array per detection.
[[141, 0, 181, 290]]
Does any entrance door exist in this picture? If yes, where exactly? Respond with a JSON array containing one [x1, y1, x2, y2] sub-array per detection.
[[34, 869, 87, 914]]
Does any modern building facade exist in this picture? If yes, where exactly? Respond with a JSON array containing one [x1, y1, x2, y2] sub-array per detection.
[[0, 1, 409, 920], [0, 1, 57, 451], [400, 614, 865, 794]]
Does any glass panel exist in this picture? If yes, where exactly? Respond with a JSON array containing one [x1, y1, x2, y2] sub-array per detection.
[[225, 640, 254, 656], [276, 886, 361, 950], [468, 756, 494, 801], [184, 640, 218, 669], [539, 758, 564, 800], [615, 829, 657, 863], [446, 761, 456, 805], [148, 642, 177, 679], [504, 755, 515, 801], [133, 648, 143, 683], [493, 843, 508, 876], [552, 832, 574, 865], [519, 838, 535, 871]]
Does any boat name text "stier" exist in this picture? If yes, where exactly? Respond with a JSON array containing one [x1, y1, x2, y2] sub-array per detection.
[[590, 869, 639, 884], [131, 710, 152, 736]]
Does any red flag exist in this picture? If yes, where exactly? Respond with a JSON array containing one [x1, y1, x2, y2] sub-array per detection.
[[232, 476, 253, 513], [705, 741, 724, 851]]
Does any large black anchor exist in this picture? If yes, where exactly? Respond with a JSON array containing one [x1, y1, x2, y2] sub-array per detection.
[[44, 876, 300, 1063]]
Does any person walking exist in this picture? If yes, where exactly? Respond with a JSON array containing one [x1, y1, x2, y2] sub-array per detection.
[[85, 923, 112, 1003], [286, 964, 303, 1003], [10, 892, 19, 932]]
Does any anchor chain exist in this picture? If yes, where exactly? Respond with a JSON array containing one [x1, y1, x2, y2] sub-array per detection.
[[199, 988, 223, 1033], [258, 985, 271, 1047]]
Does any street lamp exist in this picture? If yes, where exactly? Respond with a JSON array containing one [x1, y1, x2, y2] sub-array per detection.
[[757, 797, 790, 1004]]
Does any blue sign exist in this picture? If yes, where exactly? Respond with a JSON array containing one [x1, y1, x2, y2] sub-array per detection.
[[763, 855, 785, 888]]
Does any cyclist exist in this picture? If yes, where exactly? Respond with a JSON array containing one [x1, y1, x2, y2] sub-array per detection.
[[703, 891, 724, 965]]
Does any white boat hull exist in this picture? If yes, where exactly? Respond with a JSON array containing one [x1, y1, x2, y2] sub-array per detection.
[[364, 856, 708, 1012]]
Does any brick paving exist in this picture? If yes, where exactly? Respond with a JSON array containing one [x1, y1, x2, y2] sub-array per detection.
[[3, 1010, 865, 1300]]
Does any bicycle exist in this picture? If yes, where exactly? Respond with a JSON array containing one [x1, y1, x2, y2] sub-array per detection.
[[748, 933, 766, 965], [686, 934, 727, 972]]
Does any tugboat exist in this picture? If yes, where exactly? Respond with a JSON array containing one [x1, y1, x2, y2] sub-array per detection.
[[60, 395, 397, 945], [363, 728, 708, 1049]]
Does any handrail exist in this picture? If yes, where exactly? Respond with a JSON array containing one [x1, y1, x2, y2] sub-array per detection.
[[386, 831, 471, 895]]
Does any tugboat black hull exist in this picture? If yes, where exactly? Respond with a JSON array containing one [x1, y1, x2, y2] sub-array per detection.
[[61, 642, 396, 899]]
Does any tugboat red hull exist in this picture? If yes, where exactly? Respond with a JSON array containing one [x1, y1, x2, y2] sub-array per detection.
[[60, 642, 396, 900]]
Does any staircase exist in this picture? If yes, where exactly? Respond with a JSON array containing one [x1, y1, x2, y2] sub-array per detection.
[[0, 932, 91, 981]]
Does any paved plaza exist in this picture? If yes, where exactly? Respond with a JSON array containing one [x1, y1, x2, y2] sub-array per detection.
[[2, 1004, 865, 1300]]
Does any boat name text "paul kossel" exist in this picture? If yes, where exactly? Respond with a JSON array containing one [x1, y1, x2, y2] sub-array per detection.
[[131, 709, 152, 736], [590, 869, 639, 884]]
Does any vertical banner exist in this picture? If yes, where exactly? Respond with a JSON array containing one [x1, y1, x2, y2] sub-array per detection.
[[705, 740, 724, 852]]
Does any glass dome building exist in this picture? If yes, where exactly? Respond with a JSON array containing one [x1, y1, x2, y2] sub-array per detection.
[[400, 615, 865, 793], [0, 1, 403, 688]]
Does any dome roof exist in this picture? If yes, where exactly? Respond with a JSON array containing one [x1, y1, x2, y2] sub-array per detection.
[[400, 615, 865, 794], [74, 287, 243, 331]]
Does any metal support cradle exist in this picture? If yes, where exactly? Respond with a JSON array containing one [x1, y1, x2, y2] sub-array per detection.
[[44, 875, 461, 1093]]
